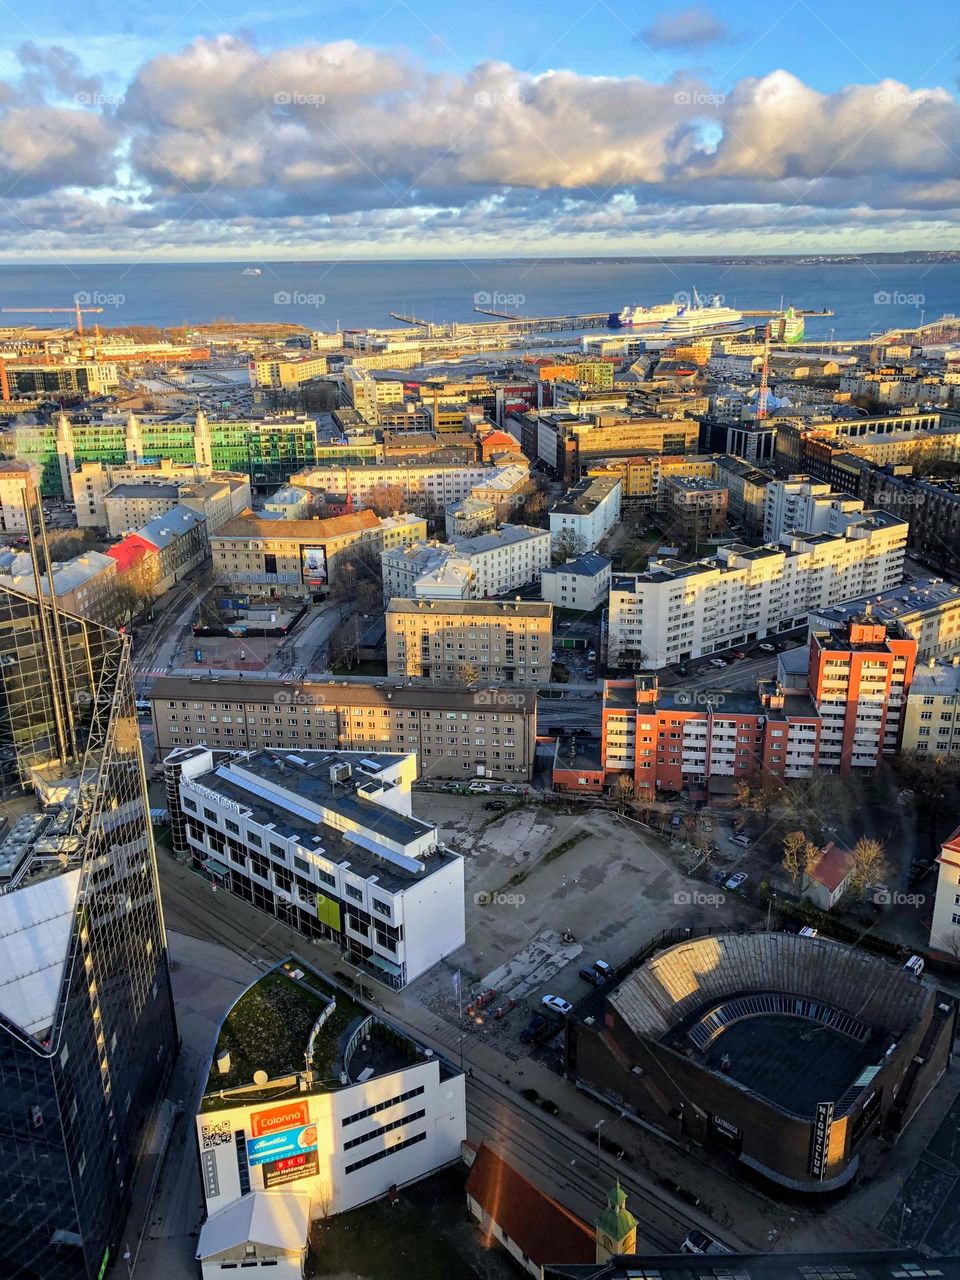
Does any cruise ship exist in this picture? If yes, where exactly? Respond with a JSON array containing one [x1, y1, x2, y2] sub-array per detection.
[[661, 290, 747, 337], [609, 301, 683, 329]]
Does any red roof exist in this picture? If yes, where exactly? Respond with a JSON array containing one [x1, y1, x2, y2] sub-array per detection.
[[465, 1143, 595, 1267], [938, 824, 960, 868], [811, 842, 855, 893], [106, 535, 154, 574]]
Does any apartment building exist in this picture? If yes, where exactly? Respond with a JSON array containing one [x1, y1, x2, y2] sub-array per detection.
[[868, 473, 960, 574], [211, 509, 425, 593], [714, 456, 774, 532], [540, 551, 611, 613], [192, 962, 464, 1257], [586, 454, 718, 509], [763, 477, 871, 541], [772, 411, 945, 474], [444, 497, 497, 539], [263, 483, 314, 518], [657, 475, 728, 543], [0, 548, 121, 626], [165, 748, 465, 988], [901, 658, 960, 757], [149, 675, 538, 780], [808, 579, 960, 664], [103, 474, 250, 537], [292, 461, 499, 511], [599, 675, 821, 796], [249, 351, 329, 388], [929, 824, 960, 956], [342, 367, 405, 424], [381, 525, 551, 603], [0, 460, 38, 531], [549, 476, 622, 551], [805, 618, 916, 773], [113, 505, 209, 594], [606, 515, 907, 668], [72, 458, 225, 527], [385, 598, 552, 685]]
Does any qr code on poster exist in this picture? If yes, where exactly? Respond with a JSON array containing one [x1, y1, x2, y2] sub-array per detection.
[[200, 1119, 232, 1150]]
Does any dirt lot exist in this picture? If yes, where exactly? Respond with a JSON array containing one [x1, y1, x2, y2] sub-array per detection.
[[410, 793, 759, 1056]]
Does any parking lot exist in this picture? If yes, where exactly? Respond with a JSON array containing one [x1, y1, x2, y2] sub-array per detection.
[[409, 792, 759, 1060]]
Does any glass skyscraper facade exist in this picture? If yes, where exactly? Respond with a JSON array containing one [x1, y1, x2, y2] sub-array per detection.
[[0, 584, 178, 1280]]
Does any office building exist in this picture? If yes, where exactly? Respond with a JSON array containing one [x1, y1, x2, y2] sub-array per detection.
[[549, 476, 622, 551], [193, 958, 465, 1263], [249, 352, 329, 389], [585, 454, 718, 509], [291, 460, 519, 513], [381, 525, 551, 603], [606, 515, 907, 668], [6, 359, 119, 400], [103, 474, 250, 537], [341, 367, 405, 425], [0, 582, 177, 1280], [166, 747, 464, 988], [385, 598, 552, 685], [149, 675, 537, 781], [540, 552, 611, 613], [518, 411, 700, 483]]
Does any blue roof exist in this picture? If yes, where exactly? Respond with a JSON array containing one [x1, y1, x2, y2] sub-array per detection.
[[542, 552, 611, 578]]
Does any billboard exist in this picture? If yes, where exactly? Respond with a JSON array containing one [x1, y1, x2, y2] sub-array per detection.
[[809, 1100, 835, 1179], [248, 1122, 318, 1167], [250, 1100, 310, 1138], [301, 546, 327, 587], [263, 1148, 320, 1189]]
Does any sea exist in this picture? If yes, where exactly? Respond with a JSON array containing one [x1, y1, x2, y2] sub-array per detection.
[[0, 259, 956, 342]]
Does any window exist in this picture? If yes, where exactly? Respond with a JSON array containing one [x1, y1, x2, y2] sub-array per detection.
[[342, 1085, 425, 1126], [345, 1130, 426, 1174], [183, 797, 197, 812], [203, 808, 217, 823], [345, 884, 363, 902], [225, 819, 240, 835], [372, 898, 391, 917]]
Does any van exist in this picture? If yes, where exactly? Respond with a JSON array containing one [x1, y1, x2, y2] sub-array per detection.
[[731, 834, 751, 847], [681, 1230, 732, 1255], [799, 926, 818, 937], [903, 955, 925, 977]]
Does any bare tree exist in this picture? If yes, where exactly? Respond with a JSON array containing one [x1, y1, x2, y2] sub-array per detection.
[[364, 482, 406, 517], [782, 829, 808, 888], [611, 774, 636, 813], [551, 529, 589, 564], [849, 836, 888, 898], [459, 661, 481, 686]]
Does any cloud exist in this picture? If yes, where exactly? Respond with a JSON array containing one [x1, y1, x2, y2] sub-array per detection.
[[0, 36, 957, 256], [636, 5, 730, 50]]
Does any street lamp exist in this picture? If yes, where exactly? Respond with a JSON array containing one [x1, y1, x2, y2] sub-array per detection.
[[595, 1118, 606, 1171], [899, 1204, 912, 1243]]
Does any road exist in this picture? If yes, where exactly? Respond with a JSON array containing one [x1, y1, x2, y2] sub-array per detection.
[[154, 850, 750, 1255]]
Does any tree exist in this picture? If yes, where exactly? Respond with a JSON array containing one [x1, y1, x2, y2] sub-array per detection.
[[782, 830, 808, 887], [683, 810, 715, 853], [848, 836, 888, 898], [551, 529, 589, 564], [616, 646, 650, 672], [521, 485, 548, 525], [364, 482, 406, 517], [611, 774, 637, 813], [459, 661, 481, 686]]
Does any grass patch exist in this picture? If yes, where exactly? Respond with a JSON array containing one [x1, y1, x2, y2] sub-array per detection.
[[543, 829, 589, 864]]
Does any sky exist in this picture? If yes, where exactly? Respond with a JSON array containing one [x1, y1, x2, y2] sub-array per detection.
[[0, 0, 957, 260]]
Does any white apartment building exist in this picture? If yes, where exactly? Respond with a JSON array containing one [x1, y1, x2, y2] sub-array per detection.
[[0, 461, 38, 531], [341, 367, 405, 424], [901, 658, 960, 757], [293, 461, 496, 510], [385, 598, 552, 685], [381, 525, 551, 604], [194, 957, 465, 1238], [929, 825, 960, 956], [607, 516, 908, 668], [763, 476, 867, 541], [549, 476, 622, 550], [166, 746, 465, 987], [540, 552, 611, 613]]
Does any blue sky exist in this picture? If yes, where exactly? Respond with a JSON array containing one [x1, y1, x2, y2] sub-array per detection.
[[0, 0, 957, 258]]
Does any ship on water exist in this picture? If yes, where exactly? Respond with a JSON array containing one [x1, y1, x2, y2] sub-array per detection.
[[608, 300, 682, 329], [660, 289, 747, 337], [242, 267, 262, 275]]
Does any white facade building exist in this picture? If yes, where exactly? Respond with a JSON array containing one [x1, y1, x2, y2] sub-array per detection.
[[165, 746, 465, 988], [763, 476, 868, 541], [194, 957, 466, 1230], [381, 525, 551, 604], [549, 476, 622, 551], [607, 515, 908, 668], [540, 552, 612, 613], [930, 825, 960, 956], [293, 461, 496, 510]]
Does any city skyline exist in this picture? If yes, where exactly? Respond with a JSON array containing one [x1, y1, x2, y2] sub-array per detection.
[[0, 1, 956, 260]]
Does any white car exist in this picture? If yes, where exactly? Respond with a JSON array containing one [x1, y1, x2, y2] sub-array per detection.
[[469, 782, 492, 793], [725, 872, 748, 891], [758, 642, 776, 652], [709, 658, 727, 668], [541, 994, 573, 1016]]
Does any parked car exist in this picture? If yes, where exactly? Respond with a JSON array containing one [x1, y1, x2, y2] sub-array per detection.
[[758, 642, 776, 652], [519, 1014, 548, 1043], [682, 1230, 732, 1256], [441, 782, 461, 792], [541, 994, 573, 1016], [498, 785, 521, 795], [708, 658, 727, 668], [731, 833, 751, 847], [732, 650, 746, 659], [592, 960, 611, 978], [579, 966, 605, 986], [484, 799, 508, 811], [469, 782, 493, 793], [799, 926, 818, 937], [725, 871, 748, 891], [903, 955, 925, 976]]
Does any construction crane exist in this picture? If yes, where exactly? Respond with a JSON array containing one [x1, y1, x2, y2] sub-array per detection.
[[757, 321, 771, 421], [1, 302, 104, 335]]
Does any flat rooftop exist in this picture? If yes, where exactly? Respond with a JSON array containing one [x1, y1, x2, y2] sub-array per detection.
[[150, 674, 536, 713]]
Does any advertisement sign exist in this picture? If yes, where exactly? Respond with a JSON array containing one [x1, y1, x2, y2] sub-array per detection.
[[248, 1122, 318, 1167], [809, 1100, 835, 1180], [263, 1148, 320, 1189], [301, 546, 327, 586], [250, 1100, 310, 1138]]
